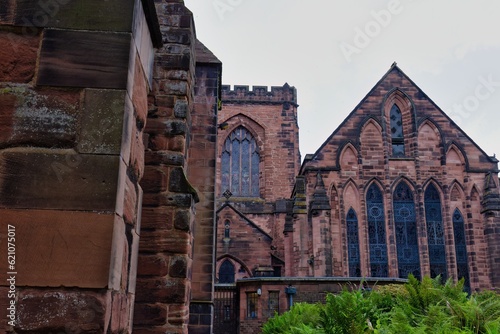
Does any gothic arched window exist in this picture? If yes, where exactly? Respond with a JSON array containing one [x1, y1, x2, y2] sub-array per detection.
[[221, 126, 260, 197], [425, 184, 447, 280], [224, 220, 230, 239], [390, 104, 405, 157], [219, 260, 235, 283], [453, 209, 470, 292], [393, 182, 420, 279], [346, 208, 361, 277], [366, 184, 388, 277]]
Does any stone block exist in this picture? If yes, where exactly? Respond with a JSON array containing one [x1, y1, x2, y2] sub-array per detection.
[[135, 277, 188, 304], [169, 255, 189, 278], [140, 206, 174, 230], [133, 303, 167, 326], [0, 210, 114, 288], [0, 29, 40, 83], [0, 86, 80, 148], [37, 29, 131, 89], [12, 0, 134, 32], [14, 289, 110, 333], [0, 150, 120, 211], [138, 229, 190, 254], [78, 89, 127, 155], [141, 166, 168, 193], [132, 52, 149, 124], [137, 254, 169, 277]]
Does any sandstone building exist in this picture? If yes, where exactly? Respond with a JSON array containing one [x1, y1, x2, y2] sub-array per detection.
[[215, 65, 500, 333], [0, 1, 499, 334]]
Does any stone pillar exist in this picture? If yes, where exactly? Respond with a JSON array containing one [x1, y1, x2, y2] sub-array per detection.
[[133, 1, 199, 333], [309, 173, 332, 276], [187, 40, 222, 334], [481, 172, 500, 287], [0, 0, 161, 332]]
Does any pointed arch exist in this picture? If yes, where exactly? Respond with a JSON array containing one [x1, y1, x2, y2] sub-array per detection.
[[339, 142, 359, 171], [424, 183, 447, 280], [418, 120, 443, 166], [382, 88, 417, 158], [393, 181, 420, 279], [360, 118, 384, 164], [217, 254, 252, 279], [366, 181, 388, 277], [221, 126, 260, 197], [343, 179, 359, 212], [449, 181, 465, 202], [346, 208, 361, 277], [452, 209, 471, 292], [445, 142, 468, 169], [470, 185, 480, 202], [218, 259, 235, 283]]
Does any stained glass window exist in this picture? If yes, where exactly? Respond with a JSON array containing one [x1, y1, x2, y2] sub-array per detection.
[[221, 126, 260, 197], [366, 184, 388, 277], [453, 209, 470, 292], [346, 208, 361, 277], [219, 260, 235, 283], [390, 104, 405, 157], [425, 184, 447, 280], [393, 182, 420, 279]]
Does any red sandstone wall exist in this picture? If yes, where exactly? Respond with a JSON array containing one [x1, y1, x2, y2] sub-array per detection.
[[295, 65, 500, 290], [133, 1, 201, 333], [0, 0, 159, 332]]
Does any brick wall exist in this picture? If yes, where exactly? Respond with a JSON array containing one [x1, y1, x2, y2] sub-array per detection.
[[0, 0, 160, 332]]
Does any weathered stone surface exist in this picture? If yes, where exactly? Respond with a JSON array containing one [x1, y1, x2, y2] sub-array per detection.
[[141, 166, 168, 193], [0, 86, 80, 148], [135, 277, 188, 304], [0, 210, 114, 288], [14, 289, 110, 333], [169, 255, 189, 278], [0, 150, 120, 211], [137, 254, 169, 277], [139, 229, 190, 254], [12, 0, 134, 32], [0, 29, 40, 83], [133, 303, 167, 326], [37, 29, 131, 89], [78, 89, 127, 154], [144, 150, 184, 166]]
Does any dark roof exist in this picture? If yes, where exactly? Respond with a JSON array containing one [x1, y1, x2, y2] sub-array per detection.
[[195, 39, 222, 64]]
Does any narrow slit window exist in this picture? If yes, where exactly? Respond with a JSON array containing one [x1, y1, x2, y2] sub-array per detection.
[[390, 104, 405, 157], [346, 208, 361, 277]]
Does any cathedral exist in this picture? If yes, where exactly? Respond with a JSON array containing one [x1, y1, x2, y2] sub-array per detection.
[[1, 1, 499, 334], [215, 64, 500, 333]]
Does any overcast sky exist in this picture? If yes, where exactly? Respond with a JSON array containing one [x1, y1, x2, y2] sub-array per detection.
[[184, 0, 500, 161]]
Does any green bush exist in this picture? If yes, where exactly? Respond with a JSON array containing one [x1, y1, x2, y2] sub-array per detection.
[[262, 302, 323, 334], [262, 277, 500, 334]]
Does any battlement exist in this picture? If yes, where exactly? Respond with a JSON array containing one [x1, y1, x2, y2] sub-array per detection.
[[221, 83, 297, 105]]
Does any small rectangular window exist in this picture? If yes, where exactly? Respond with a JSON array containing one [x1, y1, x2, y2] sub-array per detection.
[[266, 291, 279, 318], [246, 292, 259, 319]]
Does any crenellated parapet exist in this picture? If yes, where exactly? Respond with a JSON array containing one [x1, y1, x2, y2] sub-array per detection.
[[222, 83, 297, 106]]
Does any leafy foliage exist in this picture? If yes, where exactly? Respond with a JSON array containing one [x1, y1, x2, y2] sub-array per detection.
[[262, 276, 500, 334]]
